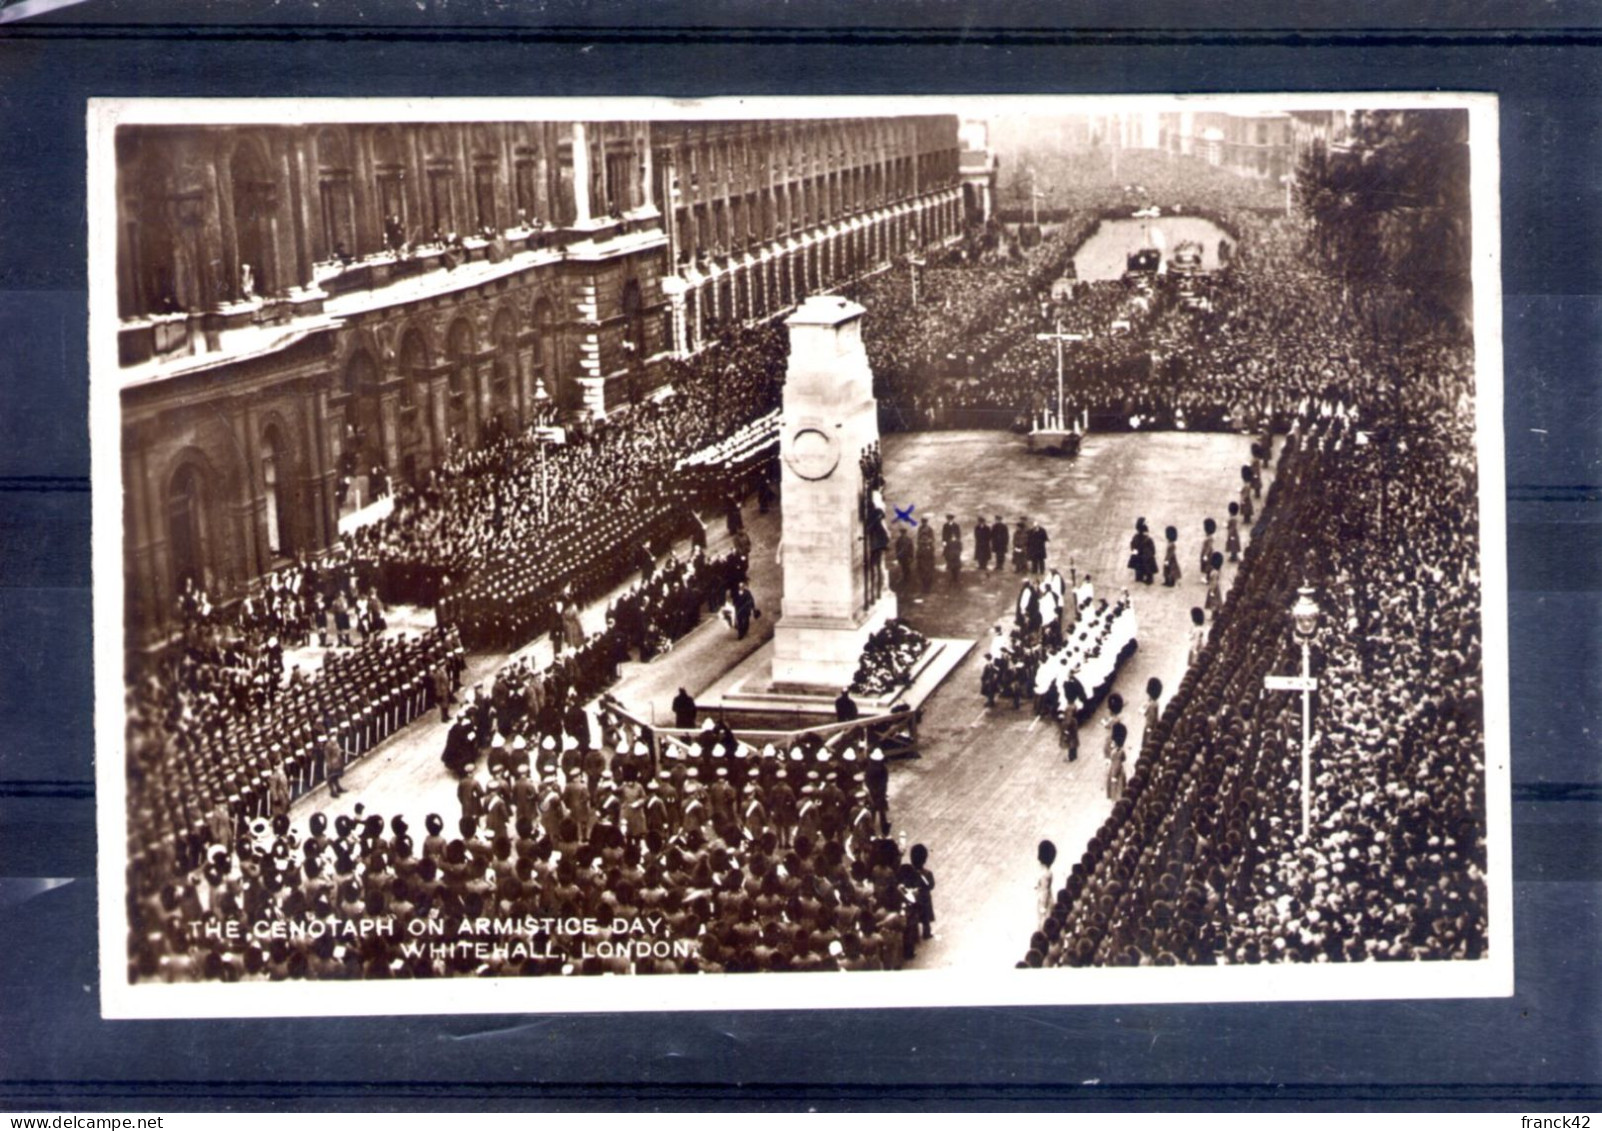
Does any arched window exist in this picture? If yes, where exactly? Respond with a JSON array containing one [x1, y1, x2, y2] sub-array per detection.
[[341, 350, 383, 481], [344, 349, 377, 398]]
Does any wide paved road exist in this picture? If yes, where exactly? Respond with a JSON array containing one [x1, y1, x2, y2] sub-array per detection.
[[878, 429, 1263, 970]]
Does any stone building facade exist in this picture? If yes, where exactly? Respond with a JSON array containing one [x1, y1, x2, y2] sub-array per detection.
[[115, 115, 972, 643]]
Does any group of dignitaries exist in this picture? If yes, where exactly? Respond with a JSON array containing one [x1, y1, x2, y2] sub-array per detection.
[[891, 513, 1051, 595]]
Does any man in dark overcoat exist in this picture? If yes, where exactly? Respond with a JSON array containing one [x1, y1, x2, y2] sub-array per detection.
[[989, 515, 1009, 571]]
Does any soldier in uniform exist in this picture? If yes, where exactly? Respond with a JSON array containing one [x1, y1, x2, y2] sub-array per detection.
[[1104, 721, 1128, 801], [1199, 517, 1217, 580], [864, 748, 890, 835], [267, 761, 292, 818], [620, 775, 648, 841], [1188, 605, 1209, 667], [1163, 525, 1183, 587], [1129, 518, 1156, 585], [943, 526, 963, 588], [1143, 676, 1163, 744], [940, 513, 962, 559], [915, 524, 937, 594], [893, 527, 915, 591], [1205, 550, 1225, 617], [322, 731, 347, 798]]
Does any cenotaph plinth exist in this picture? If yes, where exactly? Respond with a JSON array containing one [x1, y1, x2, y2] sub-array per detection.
[[770, 295, 896, 691]]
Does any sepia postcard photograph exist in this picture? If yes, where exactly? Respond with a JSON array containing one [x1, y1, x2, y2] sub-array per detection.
[[89, 93, 1511, 1018]]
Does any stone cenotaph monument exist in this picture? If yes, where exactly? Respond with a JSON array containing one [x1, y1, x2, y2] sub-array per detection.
[[771, 295, 896, 691]]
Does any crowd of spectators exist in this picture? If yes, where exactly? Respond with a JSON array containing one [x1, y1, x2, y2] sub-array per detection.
[[347, 325, 788, 649], [853, 149, 1439, 442], [1027, 388, 1484, 967]]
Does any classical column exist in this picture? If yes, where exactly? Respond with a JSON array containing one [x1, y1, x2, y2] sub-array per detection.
[[280, 136, 314, 290], [234, 396, 269, 576], [311, 385, 339, 547], [297, 377, 331, 549], [571, 122, 593, 227], [661, 275, 688, 357], [428, 375, 451, 465], [379, 389, 402, 473]]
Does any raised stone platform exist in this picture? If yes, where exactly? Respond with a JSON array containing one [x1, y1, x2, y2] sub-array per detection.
[[708, 634, 975, 719]]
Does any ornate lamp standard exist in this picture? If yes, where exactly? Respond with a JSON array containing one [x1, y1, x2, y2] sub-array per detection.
[[1265, 585, 1322, 840]]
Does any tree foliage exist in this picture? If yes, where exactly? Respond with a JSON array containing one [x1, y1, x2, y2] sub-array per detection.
[[1297, 109, 1473, 333]]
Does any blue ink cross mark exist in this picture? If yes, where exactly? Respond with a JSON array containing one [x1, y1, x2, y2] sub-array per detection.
[[893, 504, 918, 527]]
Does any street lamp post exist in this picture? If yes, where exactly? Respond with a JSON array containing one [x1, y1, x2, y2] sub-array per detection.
[[531, 422, 567, 526], [1264, 585, 1321, 840], [908, 253, 925, 305]]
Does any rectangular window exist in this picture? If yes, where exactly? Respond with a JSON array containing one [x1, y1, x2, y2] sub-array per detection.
[[320, 180, 352, 257], [514, 159, 536, 219], [606, 152, 633, 214], [475, 167, 497, 232], [378, 174, 404, 228], [429, 172, 454, 236]]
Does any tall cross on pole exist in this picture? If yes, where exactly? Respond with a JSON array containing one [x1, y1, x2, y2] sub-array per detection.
[[1035, 321, 1087, 432]]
